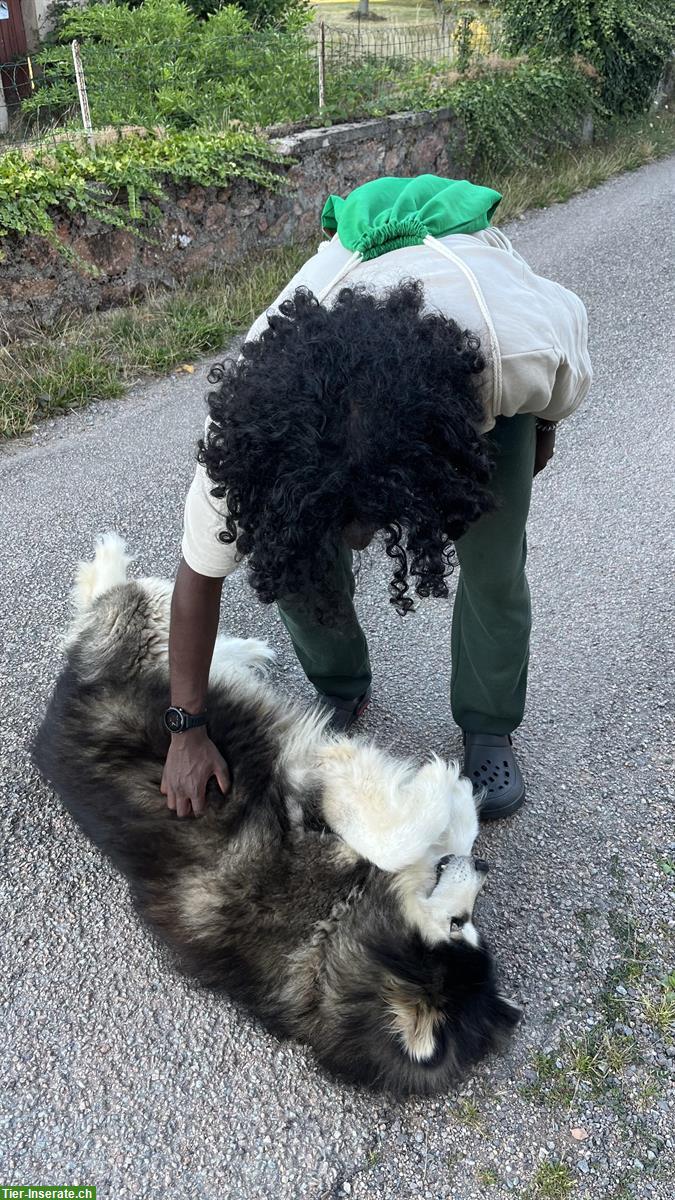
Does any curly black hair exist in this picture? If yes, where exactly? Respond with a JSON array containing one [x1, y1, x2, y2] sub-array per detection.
[[200, 281, 495, 620]]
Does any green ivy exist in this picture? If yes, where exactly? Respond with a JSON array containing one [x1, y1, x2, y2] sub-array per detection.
[[0, 128, 284, 246], [499, 0, 674, 115], [393, 58, 600, 172], [5, 1, 669, 255], [448, 60, 600, 172]]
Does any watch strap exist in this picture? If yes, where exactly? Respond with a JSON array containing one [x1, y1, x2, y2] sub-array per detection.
[[182, 710, 208, 730]]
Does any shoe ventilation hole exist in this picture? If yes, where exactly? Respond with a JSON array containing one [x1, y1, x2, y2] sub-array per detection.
[[472, 756, 512, 790]]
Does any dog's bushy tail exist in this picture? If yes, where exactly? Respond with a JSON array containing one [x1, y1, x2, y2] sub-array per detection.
[[71, 533, 132, 614]]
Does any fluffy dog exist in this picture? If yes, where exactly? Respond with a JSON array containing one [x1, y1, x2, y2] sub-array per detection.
[[32, 535, 520, 1095]]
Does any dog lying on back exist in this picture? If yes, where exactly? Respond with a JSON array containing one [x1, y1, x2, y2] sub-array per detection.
[[32, 535, 520, 1095]]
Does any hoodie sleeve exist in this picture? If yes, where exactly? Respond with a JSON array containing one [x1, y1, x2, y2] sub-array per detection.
[[539, 290, 593, 423], [498, 280, 593, 423], [181, 420, 241, 579]]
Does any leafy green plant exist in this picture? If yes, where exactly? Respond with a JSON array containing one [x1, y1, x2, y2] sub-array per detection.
[[499, 0, 674, 115], [48, 0, 311, 29], [234, 0, 311, 27], [397, 57, 600, 171], [454, 13, 477, 73], [5, 0, 671, 283], [33, 0, 318, 132], [0, 127, 283, 244], [4, 109, 673, 440]]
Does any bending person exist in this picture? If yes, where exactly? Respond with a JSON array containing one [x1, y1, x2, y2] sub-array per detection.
[[161, 175, 592, 822]]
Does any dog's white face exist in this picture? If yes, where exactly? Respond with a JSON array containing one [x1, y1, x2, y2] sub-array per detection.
[[421, 852, 489, 947], [393, 849, 489, 947]]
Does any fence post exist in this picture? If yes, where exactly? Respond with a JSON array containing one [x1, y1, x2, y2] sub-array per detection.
[[317, 20, 326, 111], [71, 39, 95, 150]]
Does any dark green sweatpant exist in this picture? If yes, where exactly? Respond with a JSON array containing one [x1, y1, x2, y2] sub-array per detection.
[[276, 413, 536, 735]]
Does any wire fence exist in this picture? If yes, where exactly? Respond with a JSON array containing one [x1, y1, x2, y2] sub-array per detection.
[[0, 16, 503, 153], [319, 15, 497, 62]]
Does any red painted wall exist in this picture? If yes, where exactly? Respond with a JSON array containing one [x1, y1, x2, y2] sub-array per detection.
[[1, 1, 28, 62]]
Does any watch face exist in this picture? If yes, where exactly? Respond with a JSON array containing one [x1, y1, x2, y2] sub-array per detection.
[[164, 707, 184, 733]]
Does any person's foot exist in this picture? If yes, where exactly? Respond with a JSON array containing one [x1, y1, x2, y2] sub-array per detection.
[[317, 687, 372, 733], [462, 732, 525, 820]]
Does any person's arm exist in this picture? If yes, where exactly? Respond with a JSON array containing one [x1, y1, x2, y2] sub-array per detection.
[[160, 558, 230, 819]]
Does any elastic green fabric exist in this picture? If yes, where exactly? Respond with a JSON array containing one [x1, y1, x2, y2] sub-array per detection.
[[353, 214, 429, 261], [321, 175, 502, 261]]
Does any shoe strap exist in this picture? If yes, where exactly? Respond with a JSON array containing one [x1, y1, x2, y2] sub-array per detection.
[[463, 733, 512, 747]]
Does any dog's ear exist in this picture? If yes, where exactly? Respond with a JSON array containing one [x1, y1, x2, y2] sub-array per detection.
[[384, 977, 446, 1064], [375, 934, 521, 1073], [377, 941, 453, 1067]]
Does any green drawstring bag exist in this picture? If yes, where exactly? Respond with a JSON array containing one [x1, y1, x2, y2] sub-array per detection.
[[321, 175, 502, 262]]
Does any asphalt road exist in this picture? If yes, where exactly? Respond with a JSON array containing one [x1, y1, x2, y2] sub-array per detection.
[[1, 158, 674, 1200]]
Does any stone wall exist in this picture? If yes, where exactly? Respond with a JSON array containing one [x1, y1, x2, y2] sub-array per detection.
[[0, 106, 461, 338]]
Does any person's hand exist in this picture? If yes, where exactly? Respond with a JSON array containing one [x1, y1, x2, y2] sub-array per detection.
[[161, 727, 230, 818], [534, 425, 557, 476]]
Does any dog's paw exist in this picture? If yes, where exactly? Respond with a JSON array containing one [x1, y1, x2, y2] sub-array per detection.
[[72, 532, 133, 611], [210, 636, 276, 681]]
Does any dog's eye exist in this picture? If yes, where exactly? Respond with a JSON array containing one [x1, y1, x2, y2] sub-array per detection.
[[435, 854, 453, 884], [450, 913, 469, 931]]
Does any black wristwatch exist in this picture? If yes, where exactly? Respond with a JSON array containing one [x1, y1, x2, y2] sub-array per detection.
[[163, 706, 208, 734]]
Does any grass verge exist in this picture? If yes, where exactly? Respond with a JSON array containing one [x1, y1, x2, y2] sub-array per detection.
[[491, 109, 675, 222], [2, 109, 673, 441], [0, 244, 312, 440]]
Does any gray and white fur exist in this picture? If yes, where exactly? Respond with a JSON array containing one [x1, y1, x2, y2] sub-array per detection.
[[32, 534, 520, 1095]]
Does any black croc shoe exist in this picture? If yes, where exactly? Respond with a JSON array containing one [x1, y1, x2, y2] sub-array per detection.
[[463, 732, 526, 820], [318, 687, 372, 734]]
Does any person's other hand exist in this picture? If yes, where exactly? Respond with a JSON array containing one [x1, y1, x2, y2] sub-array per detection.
[[160, 727, 230, 818], [534, 426, 556, 476]]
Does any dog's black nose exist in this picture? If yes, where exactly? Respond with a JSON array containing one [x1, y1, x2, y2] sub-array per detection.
[[474, 858, 490, 874]]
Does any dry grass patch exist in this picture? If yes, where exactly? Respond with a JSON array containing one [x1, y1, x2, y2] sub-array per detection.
[[0, 243, 311, 439]]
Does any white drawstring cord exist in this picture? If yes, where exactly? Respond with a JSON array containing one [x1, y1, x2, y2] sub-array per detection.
[[423, 234, 502, 416], [316, 250, 363, 304]]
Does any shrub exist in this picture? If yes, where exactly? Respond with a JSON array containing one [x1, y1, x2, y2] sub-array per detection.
[[48, 0, 310, 29], [0, 127, 283, 244], [499, 0, 674, 115], [28, 0, 317, 131], [396, 57, 600, 171]]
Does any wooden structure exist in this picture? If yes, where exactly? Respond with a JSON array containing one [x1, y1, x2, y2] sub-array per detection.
[[0, 1, 28, 62]]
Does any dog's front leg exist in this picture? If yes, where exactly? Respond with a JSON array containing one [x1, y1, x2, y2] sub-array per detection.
[[315, 745, 470, 873]]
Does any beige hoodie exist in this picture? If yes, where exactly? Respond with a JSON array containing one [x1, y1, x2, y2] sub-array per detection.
[[182, 229, 592, 577]]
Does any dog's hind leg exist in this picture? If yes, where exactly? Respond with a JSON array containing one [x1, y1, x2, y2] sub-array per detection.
[[209, 636, 276, 683], [63, 536, 175, 678], [414, 758, 479, 858], [71, 532, 133, 613]]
